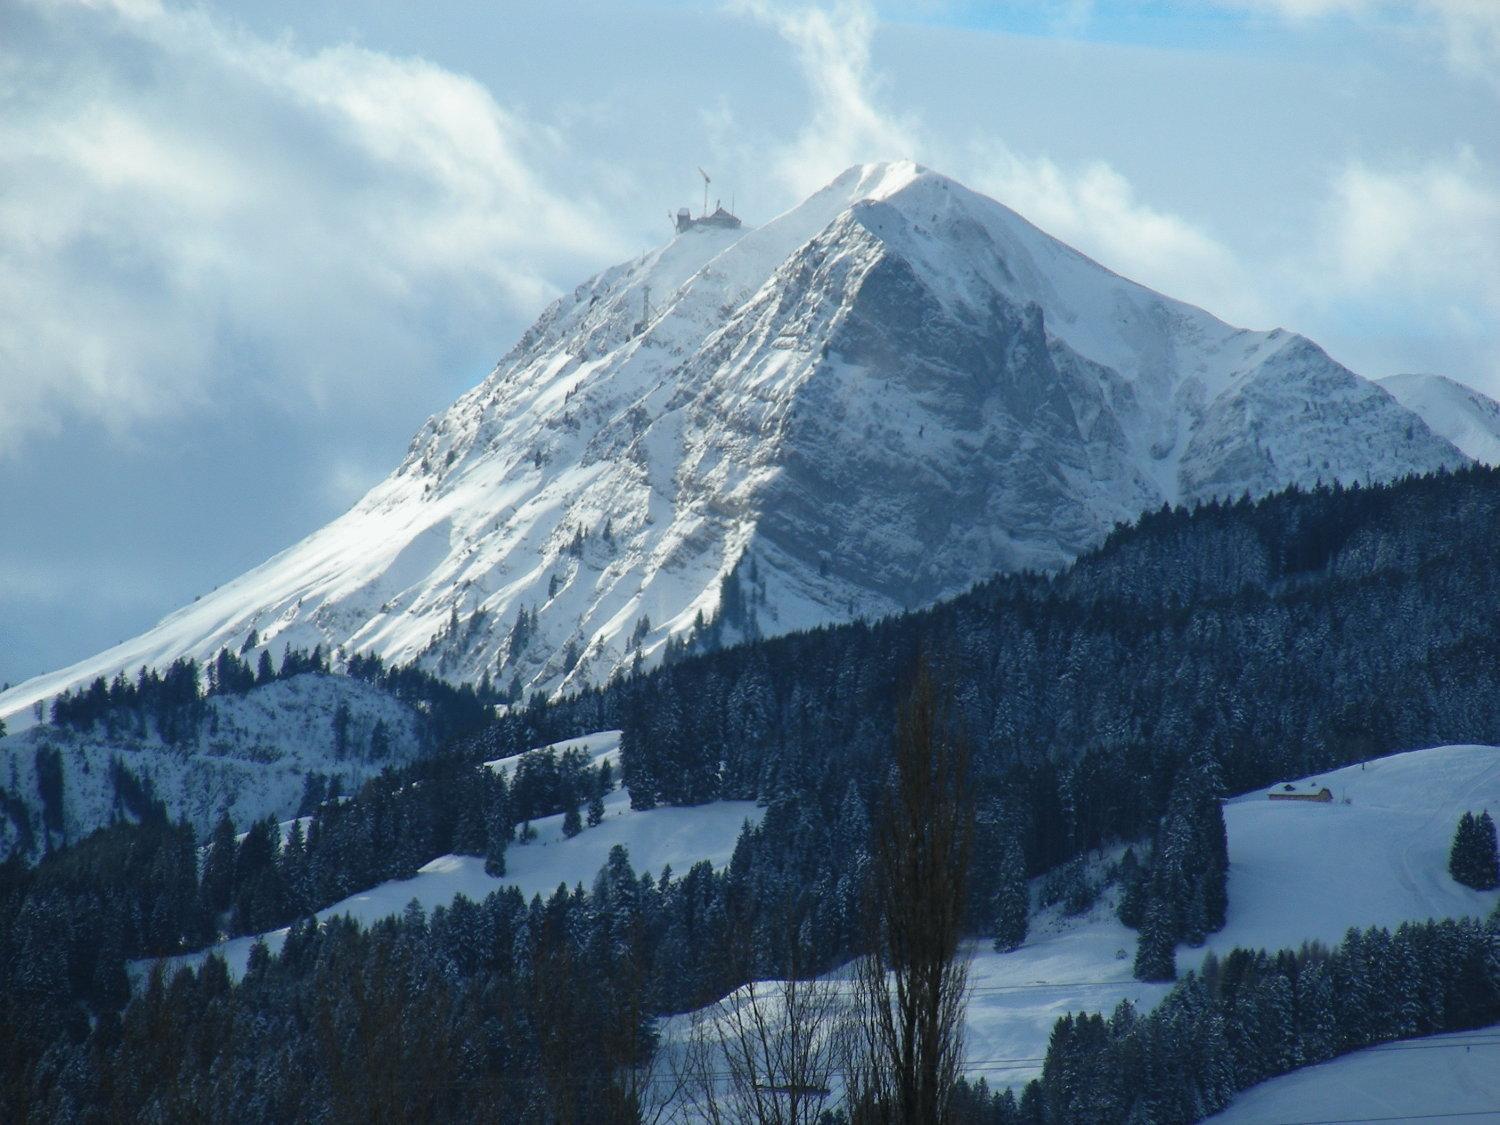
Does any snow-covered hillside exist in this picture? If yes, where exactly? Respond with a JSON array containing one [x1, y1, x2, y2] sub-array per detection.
[[652, 745, 1499, 1100], [1381, 372, 1500, 467], [1, 162, 1470, 724], [160, 730, 759, 979], [159, 740, 1500, 1094], [1208, 1026, 1500, 1123], [0, 673, 426, 861], [956, 743, 1500, 1087]]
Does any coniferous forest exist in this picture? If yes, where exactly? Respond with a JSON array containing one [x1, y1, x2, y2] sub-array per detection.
[[5, 465, 1500, 1121]]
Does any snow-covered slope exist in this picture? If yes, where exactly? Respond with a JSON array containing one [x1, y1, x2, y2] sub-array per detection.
[[1207, 1025, 1500, 1123], [957, 743, 1500, 1087], [2, 162, 1469, 723], [654, 744, 1500, 1095], [1380, 372, 1500, 467], [0, 673, 426, 860], [160, 730, 761, 979]]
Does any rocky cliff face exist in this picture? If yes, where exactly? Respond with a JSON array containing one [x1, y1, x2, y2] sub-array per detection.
[[0, 162, 1469, 720]]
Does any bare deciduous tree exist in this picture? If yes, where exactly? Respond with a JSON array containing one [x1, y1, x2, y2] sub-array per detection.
[[684, 898, 850, 1125], [847, 663, 975, 1125]]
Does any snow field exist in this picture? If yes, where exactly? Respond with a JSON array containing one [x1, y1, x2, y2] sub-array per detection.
[[1207, 1026, 1500, 1123], [956, 744, 1500, 1087]]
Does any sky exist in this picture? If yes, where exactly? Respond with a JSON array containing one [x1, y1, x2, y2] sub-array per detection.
[[1, 0, 1496, 686]]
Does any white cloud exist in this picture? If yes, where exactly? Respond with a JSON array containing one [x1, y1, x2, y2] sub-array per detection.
[[1301, 151, 1500, 382], [967, 143, 1272, 328], [0, 0, 629, 453], [731, 0, 919, 196], [732, 2, 1270, 326], [1327, 152, 1499, 291]]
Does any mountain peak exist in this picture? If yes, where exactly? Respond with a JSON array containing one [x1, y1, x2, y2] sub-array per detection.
[[0, 167, 1471, 725]]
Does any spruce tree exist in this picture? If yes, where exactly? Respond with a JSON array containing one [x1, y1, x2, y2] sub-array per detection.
[[993, 835, 1029, 952], [587, 791, 605, 828], [200, 813, 238, 920], [1473, 810, 1499, 890], [1450, 811, 1479, 887], [562, 802, 582, 839], [1133, 898, 1177, 982], [1116, 847, 1146, 929]]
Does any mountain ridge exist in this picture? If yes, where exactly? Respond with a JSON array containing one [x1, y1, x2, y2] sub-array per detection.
[[0, 161, 1474, 724], [1379, 372, 1500, 467]]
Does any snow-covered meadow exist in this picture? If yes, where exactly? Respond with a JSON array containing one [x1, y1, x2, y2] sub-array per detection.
[[959, 743, 1500, 1087], [1208, 1025, 1500, 1122]]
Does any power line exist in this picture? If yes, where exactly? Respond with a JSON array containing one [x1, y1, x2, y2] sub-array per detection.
[[1255, 1110, 1500, 1124]]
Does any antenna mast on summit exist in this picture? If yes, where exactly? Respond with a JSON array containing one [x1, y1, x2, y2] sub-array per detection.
[[698, 167, 711, 218]]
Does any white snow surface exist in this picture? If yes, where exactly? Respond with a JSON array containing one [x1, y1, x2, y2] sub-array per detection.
[[1208, 1026, 1500, 1123], [1380, 372, 1500, 467], [2, 161, 1470, 726], [484, 728, 622, 780], [957, 744, 1500, 1088], [157, 729, 758, 980]]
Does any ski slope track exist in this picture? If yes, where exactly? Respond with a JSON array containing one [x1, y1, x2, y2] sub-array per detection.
[[2, 161, 1480, 723]]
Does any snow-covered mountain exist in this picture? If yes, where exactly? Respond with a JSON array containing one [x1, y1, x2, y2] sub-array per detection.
[[1379, 372, 1500, 467], [0, 161, 1472, 721]]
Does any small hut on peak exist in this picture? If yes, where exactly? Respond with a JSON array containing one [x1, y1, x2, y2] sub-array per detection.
[[674, 168, 742, 234]]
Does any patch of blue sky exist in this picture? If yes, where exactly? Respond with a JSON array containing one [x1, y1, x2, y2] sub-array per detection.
[[874, 1, 1422, 52]]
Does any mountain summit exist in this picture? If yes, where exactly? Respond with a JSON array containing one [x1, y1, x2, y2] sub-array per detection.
[[0, 162, 1476, 717]]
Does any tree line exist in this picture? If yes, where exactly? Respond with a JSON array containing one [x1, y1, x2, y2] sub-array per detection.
[[994, 911, 1500, 1124], [8, 465, 1500, 1118]]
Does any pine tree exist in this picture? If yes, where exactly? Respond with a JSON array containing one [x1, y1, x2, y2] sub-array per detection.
[[370, 720, 392, 761], [481, 771, 510, 881], [1473, 810, 1500, 890], [1133, 898, 1177, 982], [200, 813, 238, 920], [1116, 847, 1147, 929], [562, 801, 583, 839], [587, 791, 605, 828], [1198, 789, 1230, 933], [332, 700, 351, 760], [1450, 811, 1479, 887]]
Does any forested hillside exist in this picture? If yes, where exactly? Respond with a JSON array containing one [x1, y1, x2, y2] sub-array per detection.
[[484, 464, 1500, 870], [6, 465, 1500, 1121]]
